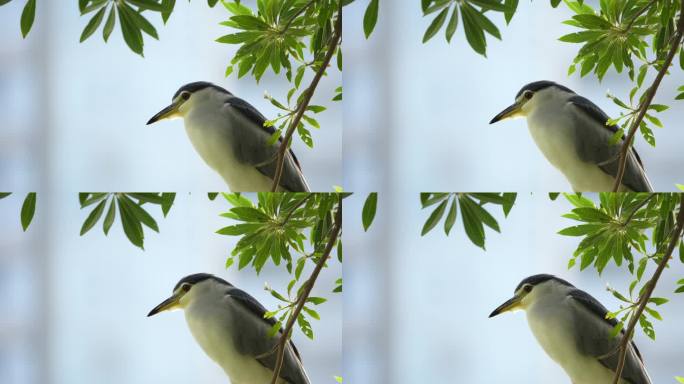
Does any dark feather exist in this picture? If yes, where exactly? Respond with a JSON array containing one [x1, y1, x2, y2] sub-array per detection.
[[226, 287, 308, 384], [516, 80, 575, 99], [569, 289, 651, 384]]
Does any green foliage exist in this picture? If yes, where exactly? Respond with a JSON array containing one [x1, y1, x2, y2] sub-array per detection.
[[218, 0, 342, 152], [78, 193, 175, 249], [420, 0, 515, 56], [361, 192, 377, 231], [562, 0, 680, 81], [420, 193, 516, 249], [217, 192, 343, 340], [363, 0, 379, 38], [558, 192, 684, 340], [20, 0, 36, 38], [20, 192, 36, 231]]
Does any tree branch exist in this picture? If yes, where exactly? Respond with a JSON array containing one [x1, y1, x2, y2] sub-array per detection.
[[611, 194, 684, 383], [612, 4, 684, 191], [270, 195, 342, 383], [270, 2, 342, 192]]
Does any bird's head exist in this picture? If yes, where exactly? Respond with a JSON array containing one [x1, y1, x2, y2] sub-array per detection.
[[489, 274, 574, 317], [489, 81, 575, 124], [146, 82, 232, 125], [147, 273, 232, 316]]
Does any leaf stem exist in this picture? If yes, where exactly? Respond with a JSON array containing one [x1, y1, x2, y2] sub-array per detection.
[[270, 1, 342, 192], [611, 194, 684, 383], [612, 2, 684, 191], [269, 195, 342, 384]]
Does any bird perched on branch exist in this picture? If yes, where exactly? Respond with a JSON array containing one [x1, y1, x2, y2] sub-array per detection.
[[489, 274, 652, 384], [490, 81, 653, 192], [147, 82, 310, 192], [148, 273, 310, 384]]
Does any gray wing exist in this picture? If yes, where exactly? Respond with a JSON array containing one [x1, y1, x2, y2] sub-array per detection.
[[226, 287, 310, 384], [567, 95, 653, 192], [568, 289, 652, 384], [226, 97, 310, 192]]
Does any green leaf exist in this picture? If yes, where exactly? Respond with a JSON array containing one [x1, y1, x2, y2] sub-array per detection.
[[421, 200, 448, 235], [362, 192, 377, 231], [117, 197, 144, 248], [80, 6, 107, 42], [80, 199, 107, 235], [423, 7, 449, 43], [102, 5, 116, 42], [0, 193, 11, 199], [118, 4, 144, 55], [363, 0, 379, 39], [445, 6, 458, 43], [20, 0, 36, 38], [103, 198, 117, 235], [444, 197, 457, 235], [20, 192, 36, 231], [459, 195, 486, 249], [461, 4, 487, 56]]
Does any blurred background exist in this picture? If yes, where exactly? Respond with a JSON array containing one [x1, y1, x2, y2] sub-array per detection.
[[344, 0, 684, 193], [0, 0, 341, 192], [345, 192, 684, 383], [0, 193, 342, 384]]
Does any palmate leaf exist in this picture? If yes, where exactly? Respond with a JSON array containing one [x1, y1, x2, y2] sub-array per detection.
[[419, 193, 515, 249], [420, 0, 512, 56], [78, 193, 174, 249], [76, 0, 170, 55]]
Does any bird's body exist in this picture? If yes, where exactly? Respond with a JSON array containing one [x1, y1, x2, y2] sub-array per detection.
[[148, 274, 310, 384], [490, 274, 651, 384], [147, 82, 309, 192], [525, 91, 626, 192], [490, 81, 653, 192], [182, 89, 280, 191]]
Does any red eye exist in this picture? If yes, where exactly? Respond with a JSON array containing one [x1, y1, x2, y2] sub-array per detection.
[[524, 91, 533, 100], [524, 285, 533, 293], [181, 284, 191, 292], [181, 92, 190, 100]]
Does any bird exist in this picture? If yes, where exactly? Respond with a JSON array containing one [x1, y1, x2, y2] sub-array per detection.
[[489, 274, 652, 384], [489, 81, 653, 192], [148, 273, 310, 384], [147, 82, 310, 192]]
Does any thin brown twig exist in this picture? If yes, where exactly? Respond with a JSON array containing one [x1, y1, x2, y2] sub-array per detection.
[[623, 0, 656, 32], [622, 194, 656, 226], [611, 194, 684, 383], [612, 4, 684, 191], [269, 195, 342, 384], [270, 2, 342, 192]]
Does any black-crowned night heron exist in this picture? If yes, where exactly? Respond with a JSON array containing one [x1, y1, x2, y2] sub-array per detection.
[[489, 274, 652, 384], [148, 273, 310, 384], [489, 81, 653, 192], [147, 82, 310, 192]]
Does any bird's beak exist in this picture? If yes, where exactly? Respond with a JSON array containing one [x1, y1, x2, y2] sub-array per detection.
[[489, 102, 523, 124], [147, 294, 181, 317], [489, 295, 522, 318], [147, 102, 181, 125]]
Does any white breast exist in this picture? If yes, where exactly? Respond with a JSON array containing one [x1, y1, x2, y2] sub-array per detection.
[[526, 102, 617, 192], [183, 105, 276, 192], [526, 298, 625, 384], [184, 300, 285, 384]]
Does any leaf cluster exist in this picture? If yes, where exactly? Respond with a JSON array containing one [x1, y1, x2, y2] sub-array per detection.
[[419, 0, 516, 56], [562, 0, 683, 81], [216, 192, 343, 340], [558, 192, 684, 340], [419, 193, 516, 249], [78, 192, 175, 249]]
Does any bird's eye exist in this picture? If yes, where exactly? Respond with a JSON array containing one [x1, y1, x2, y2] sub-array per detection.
[[523, 284, 533, 293], [523, 91, 534, 100], [181, 91, 191, 100], [181, 283, 191, 292]]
